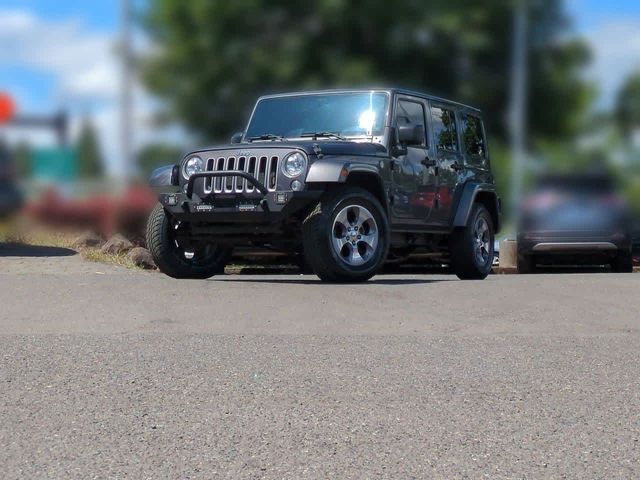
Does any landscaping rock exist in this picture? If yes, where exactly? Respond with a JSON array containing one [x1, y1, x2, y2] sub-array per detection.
[[73, 230, 103, 249], [101, 233, 134, 255], [127, 247, 157, 269]]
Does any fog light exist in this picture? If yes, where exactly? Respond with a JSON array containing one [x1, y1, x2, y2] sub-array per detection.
[[167, 194, 178, 206], [275, 193, 288, 204], [291, 180, 303, 191]]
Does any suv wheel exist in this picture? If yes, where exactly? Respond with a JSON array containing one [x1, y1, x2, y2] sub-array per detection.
[[146, 203, 230, 279], [450, 203, 494, 280], [611, 250, 634, 273], [302, 187, 389, 282]]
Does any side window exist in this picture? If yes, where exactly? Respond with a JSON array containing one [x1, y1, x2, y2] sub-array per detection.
[[396, 100, 427, 147], [431, 106, 458, 152], [461, 114, 486, 158]]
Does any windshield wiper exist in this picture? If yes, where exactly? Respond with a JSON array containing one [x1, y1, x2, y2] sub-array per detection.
[[301, 131, 347, 141], [247, 133, 285, 142]]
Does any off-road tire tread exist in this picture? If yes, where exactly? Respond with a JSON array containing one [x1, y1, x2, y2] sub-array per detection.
[[146, 203, 228, 279], [450, 203, 494, 280]]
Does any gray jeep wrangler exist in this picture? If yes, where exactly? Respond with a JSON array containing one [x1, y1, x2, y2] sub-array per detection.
[[147, 89, 500, 282]]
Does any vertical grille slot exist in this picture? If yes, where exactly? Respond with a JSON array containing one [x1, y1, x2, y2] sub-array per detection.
[[235, 157, 246, 192], [214, 158, 225, 192], [246, 157, 257, 192], [257, 156, 267, 186], [205, 158, 215, 191], [225, 157, 236, 192], [269, 156, 278, 190]]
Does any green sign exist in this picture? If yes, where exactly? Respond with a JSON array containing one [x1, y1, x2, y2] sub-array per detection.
[[32, 148, 77, 182]]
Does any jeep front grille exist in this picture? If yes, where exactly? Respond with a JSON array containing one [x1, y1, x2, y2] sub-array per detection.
[[203, 155, 279, 194]]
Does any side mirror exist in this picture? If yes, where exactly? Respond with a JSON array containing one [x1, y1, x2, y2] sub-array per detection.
[[398, 124, 425, 146], [230, 132, 244, 144]]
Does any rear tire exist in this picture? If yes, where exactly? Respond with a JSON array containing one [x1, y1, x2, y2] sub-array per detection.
[[611, 250, 633, 273], [449, 203, 495, 280], [146, 203, 230, 279], [302, 187, 390, 283]]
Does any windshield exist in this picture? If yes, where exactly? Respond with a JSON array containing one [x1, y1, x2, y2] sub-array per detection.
[[245, 92, 389, 140]]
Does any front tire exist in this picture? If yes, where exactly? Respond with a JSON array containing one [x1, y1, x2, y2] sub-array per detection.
[[450, 203, 495, 280], [146, 203, 230, 279], [302, 187, 390, 283]]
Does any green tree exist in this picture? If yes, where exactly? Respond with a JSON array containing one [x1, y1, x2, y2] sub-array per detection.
[[76, 118, 104, 178], [137, 143, 183, 178], [615, 72, 640, 139], [141, 0, 591, 144]]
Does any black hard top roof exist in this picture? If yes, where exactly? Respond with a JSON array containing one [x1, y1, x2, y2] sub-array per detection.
[[257, 88, 481, 113]]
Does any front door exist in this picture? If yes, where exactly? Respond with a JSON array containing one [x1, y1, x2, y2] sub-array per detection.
[[390, 97, 436, 225], [429, 104, 464, 226]]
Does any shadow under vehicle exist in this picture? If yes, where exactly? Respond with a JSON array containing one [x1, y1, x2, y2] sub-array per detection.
[[147, 89, 501, 282], [517, 172, 633, 273]]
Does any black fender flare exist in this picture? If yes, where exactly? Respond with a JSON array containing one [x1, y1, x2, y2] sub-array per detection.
[[305, 158, 380, 183], [149, 164, 180, 193], [305, 158, 389, 211], [451, 182, 501, 233]]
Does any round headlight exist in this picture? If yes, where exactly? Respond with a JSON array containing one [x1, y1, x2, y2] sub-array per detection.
[[282, 152, 307, 178], [182, 156, 204, 179]]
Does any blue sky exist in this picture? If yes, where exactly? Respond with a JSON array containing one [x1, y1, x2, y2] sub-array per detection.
[[0, 1, 638, 175]]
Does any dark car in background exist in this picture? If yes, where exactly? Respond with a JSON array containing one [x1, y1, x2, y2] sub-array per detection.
[[0, 143, 23, 218], [517, 172, 633, 273]]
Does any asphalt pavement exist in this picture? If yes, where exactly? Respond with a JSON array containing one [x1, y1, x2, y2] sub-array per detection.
[[1, 244, 639, 479]]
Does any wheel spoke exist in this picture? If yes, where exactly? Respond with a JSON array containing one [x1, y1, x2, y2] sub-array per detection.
[[359, 232, 377, 249], [348, 246, 364, 265], [334, 208, 350, 229]]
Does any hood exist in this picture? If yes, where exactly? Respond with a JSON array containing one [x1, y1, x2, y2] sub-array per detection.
[[190, 140, 388, 158]]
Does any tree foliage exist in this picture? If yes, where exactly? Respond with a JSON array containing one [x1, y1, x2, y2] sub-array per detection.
[[137, 143, 183, 178], [616, 72, 640, 138], [76, 118, 104, 178], [141, 0, 592, 144]]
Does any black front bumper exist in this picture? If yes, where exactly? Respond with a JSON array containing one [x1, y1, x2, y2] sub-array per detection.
[[158, 189, 322, 224]]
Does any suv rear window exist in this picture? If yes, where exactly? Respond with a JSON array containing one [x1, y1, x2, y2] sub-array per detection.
[[461, 114, 486, 158], [431, 106, 458, 152]]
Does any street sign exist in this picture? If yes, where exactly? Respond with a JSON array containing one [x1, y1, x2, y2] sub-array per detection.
[[32, 147, 77, 182], [0, 92, 15, 124]]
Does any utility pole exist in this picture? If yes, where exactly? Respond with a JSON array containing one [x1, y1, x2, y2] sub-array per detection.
[[119, 0, 133, 183], [509, 0, 528, 235]]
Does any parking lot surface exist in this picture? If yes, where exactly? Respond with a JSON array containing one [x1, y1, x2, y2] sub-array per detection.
[[1, 247, 639, 478]]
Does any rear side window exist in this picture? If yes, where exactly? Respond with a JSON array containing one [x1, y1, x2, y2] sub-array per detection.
[[431, 106, 458, 152], [396, 100, 427, 147], [461, 114, 486, 158]]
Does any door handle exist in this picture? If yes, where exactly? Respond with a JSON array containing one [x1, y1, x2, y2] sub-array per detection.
[[450, 162, 464, 171], [421, 157, 437, 168]]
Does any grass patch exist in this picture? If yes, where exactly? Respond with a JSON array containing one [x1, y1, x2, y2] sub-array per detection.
[[80, 248, 139, 269]]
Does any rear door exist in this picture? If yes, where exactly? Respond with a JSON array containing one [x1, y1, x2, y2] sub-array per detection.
[[429, 103, 464, 226]]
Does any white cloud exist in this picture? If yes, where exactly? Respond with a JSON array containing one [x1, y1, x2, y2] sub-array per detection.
[[581, 19, 640, 108], [0, 8, 189, 177]]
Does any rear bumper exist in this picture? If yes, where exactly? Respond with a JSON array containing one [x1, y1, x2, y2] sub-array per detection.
[[531, 242, 618, 253], [518, 231, 631, 255]]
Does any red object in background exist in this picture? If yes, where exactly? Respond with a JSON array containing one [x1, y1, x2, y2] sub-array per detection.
[[24, 186, 157, 243], [0, 93, 16, 124]]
